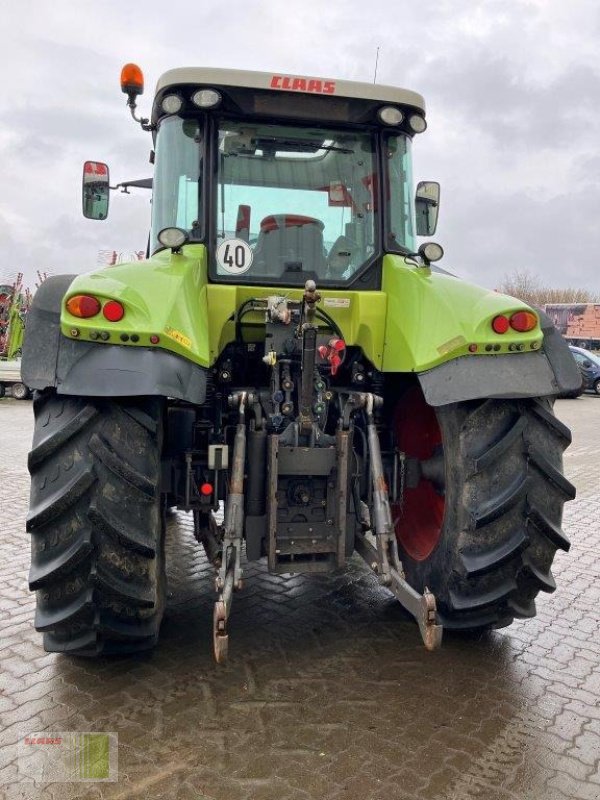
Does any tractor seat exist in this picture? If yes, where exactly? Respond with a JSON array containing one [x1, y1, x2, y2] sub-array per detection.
[[253, 214, 326, 276]]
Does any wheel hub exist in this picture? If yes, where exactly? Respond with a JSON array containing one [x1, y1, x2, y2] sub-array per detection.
[[391, 387, 445, 562]]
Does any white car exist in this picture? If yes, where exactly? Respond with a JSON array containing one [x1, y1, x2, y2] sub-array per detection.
[[0, 359, 30, 399]]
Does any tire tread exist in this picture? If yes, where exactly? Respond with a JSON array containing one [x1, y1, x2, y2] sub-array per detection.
[[398, 396, 573, 632], [27, 391, 165, 656]]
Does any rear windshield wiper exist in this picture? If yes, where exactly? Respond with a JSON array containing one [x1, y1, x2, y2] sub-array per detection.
[[262, 138, 355, 154]]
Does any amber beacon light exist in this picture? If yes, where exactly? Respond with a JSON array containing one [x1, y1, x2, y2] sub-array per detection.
[[120, 63, 144, 98]]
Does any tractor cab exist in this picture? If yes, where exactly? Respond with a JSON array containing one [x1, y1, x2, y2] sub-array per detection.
[[151, 68, 440, 286], [85, 66, 441, 285]]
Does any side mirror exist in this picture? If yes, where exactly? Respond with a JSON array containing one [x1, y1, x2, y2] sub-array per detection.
[[82, 161, 110, 220], [415, 181, 440, 236], [582, 360, 592, 368]]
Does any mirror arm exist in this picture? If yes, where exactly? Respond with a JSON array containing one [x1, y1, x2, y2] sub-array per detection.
[[109, 179, 153, 194]]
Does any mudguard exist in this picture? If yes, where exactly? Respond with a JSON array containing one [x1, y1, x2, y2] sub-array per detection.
[[418, 310, 581, 406], [22, 275, 208, 403]]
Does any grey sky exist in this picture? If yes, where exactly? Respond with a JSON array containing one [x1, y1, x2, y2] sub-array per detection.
[[1, 0, 598, 291]]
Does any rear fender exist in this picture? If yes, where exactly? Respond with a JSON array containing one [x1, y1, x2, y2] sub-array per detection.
[[22, 275, 208, 403], [418, 310, 582, 406], [22, 275, 76, 389]]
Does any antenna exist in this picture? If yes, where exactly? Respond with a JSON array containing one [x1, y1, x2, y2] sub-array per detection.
[[373, 46, 380, 84]]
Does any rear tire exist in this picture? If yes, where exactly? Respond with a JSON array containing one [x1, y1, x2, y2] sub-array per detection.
[[594, 379, 600, 396], [392, 390, 574, 630], [27, 390, 166, 656]]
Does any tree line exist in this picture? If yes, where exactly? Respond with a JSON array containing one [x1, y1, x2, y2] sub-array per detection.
[[499, 270, 599, 306]]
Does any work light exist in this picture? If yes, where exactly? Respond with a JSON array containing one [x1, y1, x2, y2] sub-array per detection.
[[378, 106, 404, 126], [192, 89, 222, 109], [161, 94, 183, 114]]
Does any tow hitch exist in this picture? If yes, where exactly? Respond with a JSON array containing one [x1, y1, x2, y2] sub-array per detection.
[[210, 288, 441, 664]]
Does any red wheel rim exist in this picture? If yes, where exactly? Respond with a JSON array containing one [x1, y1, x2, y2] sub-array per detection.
[[391, 386, 445, 562]]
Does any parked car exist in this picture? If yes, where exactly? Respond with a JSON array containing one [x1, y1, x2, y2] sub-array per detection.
[[569, 346, 600, 395], [0, 359, 30, 399]]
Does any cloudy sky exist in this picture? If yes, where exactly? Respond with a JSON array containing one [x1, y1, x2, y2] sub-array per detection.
[[1, 0, 598, 292]]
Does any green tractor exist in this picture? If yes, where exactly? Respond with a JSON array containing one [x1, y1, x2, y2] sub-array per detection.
[[22, 64, 580, 661]]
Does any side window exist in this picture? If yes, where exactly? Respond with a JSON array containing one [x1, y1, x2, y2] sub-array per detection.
[[151, 117, 202, 250], [176, 174, 200, 229], [386, 134, 416, 253]]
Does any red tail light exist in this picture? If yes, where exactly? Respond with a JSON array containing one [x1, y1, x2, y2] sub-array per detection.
[[103, 300, 125, 322], [492, 315, 510, 334], [510, 311, 537, 332], [66, 295, 101, 318]]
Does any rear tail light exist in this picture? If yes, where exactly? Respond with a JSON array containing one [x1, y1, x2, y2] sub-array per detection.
[[491, 315, 510, 334], [66, 295, 101, 318], [510, 311, 537, 332], [492, 311, 538, 335], [103, 300, 125, 322]]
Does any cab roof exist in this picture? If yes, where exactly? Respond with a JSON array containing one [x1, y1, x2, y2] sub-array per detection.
[[154, 67, 425, 114]]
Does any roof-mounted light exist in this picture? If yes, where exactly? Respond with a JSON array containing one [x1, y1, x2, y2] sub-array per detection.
[[378, 106, 404, 126], [120, 63, 144, 98], [158, 227, 188, 252], [191, 89, 222, 109], [120, 63, 152, 131], [161, 94, 183, 114], [408, 114, 427, 134]]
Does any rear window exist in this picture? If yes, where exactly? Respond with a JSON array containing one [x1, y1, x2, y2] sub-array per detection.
[[212, 120, 378, 286]]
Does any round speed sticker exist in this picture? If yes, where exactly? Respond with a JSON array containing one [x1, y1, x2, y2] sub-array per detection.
[[217, 238, 253, 275]]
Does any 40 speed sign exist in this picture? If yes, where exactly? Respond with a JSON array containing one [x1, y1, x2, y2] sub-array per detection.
[[217, 238, 253, 275]]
